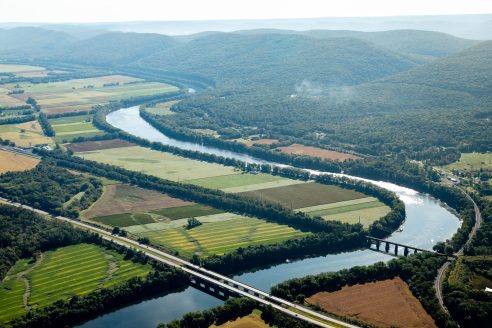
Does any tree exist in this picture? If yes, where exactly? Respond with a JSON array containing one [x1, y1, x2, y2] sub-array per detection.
[[186, 217, 202, 229]]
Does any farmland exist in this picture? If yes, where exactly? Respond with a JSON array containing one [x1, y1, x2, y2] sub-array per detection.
[[444, 152, 492, 172], [0, 243, 151, 323], [0, 86, 26, 108], [212, 312, 270, 328], [0, 120, 53, 147], [66, 139, 135, 152], [187, 172, 286, 190], [306, 277, 436, 328], [240, 182, 366, 209], [0, 150, 39, 173], [49, 114, 104, 142], [0, 75, 179, 114], [0, 64, 65, 78], [144, 100, 178, 115], [128, 215, 309, 258], [276, 144, 360, 161], [75, 145, 238, 181]]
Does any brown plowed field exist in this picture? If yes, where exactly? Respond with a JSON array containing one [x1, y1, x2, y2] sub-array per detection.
[[277, 144, 360, 161], [0, 150, 39, 173], [67, 139, 135, 152], [306, 277, 436, 328], [83, 184, 191, 218]]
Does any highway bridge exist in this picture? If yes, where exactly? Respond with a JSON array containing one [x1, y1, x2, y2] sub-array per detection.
[[366, 236, 450, 257], [0, 197, 359, 328]]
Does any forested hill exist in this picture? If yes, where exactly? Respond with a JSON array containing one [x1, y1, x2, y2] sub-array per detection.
[[381, 41, 492, 99], [134, 33, 419, 89], [236, 29, 479, 61]]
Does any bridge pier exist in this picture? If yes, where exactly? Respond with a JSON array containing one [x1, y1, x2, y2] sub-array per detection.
[[376, 240, 380, 251], [404, 247, 409, 257], [385, 241, 390, 253], [394, 244, 398, 255]]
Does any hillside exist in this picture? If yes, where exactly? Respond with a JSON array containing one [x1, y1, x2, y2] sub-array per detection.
[[237, 29, 478, 61], [57, 32, 180, 66], [135, 33, 419, 89]]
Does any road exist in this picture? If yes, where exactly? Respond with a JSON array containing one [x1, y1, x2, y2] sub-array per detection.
[[434, 185, 482, 319], [0, 197, 359, 328]]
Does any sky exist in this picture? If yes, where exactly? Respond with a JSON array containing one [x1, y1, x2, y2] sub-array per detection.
[[0, 0, 491, 23]]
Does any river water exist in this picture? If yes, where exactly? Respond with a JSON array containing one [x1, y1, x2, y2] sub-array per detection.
[[79, 106, 460, 328]]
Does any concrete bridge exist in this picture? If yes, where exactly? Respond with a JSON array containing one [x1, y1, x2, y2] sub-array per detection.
[[366, 236, 449, 257]]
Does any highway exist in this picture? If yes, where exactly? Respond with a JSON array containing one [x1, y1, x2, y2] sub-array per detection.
[[0, 197, 359, 328]]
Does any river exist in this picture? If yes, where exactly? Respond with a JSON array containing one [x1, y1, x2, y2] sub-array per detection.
[[79, 106, 460, 328]]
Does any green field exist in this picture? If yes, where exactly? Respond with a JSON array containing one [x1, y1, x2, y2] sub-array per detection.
[[0, 243, 150, 323], [187, 173, 284, 190], [91, 212, 156, 227], [150, 204, 223, 220], [0, 64, 45, 74], [444, 152, 492, 172], [134, 216, 309, 258], [1, 75, 179, 114], [240, 182, 366, 209], [49, 114, 104, 142], [76, 145, 238, 181]]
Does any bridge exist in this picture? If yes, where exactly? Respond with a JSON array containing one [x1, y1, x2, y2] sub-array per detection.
[[0, 197, 358, 328], [366, 236, 449, 257]]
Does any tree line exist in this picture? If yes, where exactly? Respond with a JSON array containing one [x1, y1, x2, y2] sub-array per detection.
[[37, 112, 55, 137], [0, 115, 36, 125]]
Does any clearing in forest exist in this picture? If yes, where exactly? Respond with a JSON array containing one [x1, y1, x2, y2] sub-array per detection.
[[444, 152, 492, 172], [0, 243, 150, 324], [0, 150, 39, 173], [306, 277, 436, 328], [277, 143, 360, 161]]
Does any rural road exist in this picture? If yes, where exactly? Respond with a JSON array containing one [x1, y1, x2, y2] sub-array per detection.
[[434, 185, 482, 319], [0, 197, 359, 328]]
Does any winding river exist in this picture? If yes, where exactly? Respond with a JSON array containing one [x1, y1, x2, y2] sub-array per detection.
[[79, 106, 460, 328]]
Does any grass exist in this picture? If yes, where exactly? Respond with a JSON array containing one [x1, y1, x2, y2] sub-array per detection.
[[0, 120, 53, 147], [240, 182, 366, 209], [0, 243, 151, 323], [144, 100, 178, 116], [1, 75, 179, 114], [49, 114, 104, 142], [186, 173, 284, 190], [297, 197, 390, 228], [0, 64, 45, 74], [150, 204, 223, 220], [135, 216, 309, 258], [445, 152, 492, 172], [0, 150, 39, 174], [76, 145, 238, 181]]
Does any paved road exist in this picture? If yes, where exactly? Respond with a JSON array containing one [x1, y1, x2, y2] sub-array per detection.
[[0, 197, 359, 328], [434, 185, 482, 319]]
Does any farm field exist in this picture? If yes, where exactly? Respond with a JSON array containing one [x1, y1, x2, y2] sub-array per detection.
[[130, 216, 309, 258], [0, 120, 53, 147], [49, 114, 104, 142], [1, 75, 179, 114], [0, 86, 26, 108], [187, 173, 285, 190], [0, 64, 65, 78], [306, 277, 436, 328], [277, 143, 360, 161], [212, 312, 270, 328], [75, 145, 238, 181], [240, 182, 366, 209], [444, 152, 492, 172], [144, 100, 178, 115], [0, 149, 39, 173], [297, 197, 390, 227], [66, 138, 135, 152], [241, 138, 279, 147], [0, 243, 151, 323]]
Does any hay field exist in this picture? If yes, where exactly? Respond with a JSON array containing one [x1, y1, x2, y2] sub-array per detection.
[[0, 150, 39, 173], [212, 312, 270, 328], [133, 216, 309, 258], [444, 152, 492, 172], [0, 87, 26, 107], [306, 277, 436, 328], [76, 145, 238, 181], [187, 173, 285, 190], [240, 182, 366, 209], [277, 144, 360, 161], [0, 120, 53, 147], [67, 139, 135, 152], [49, 114, 104, 142], [0, 243, 150, 323]]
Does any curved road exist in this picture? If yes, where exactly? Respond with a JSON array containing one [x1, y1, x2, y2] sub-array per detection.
[[434, 185, 482, 318]]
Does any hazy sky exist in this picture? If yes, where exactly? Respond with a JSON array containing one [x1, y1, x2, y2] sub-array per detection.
[[1, 0, 491, 23]]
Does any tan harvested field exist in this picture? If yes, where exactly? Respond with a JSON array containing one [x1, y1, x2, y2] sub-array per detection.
[[0, 121, 53, 147], [277, 144, 360, 161], [306, 277, 436, 328], [67, 139, 136, 152], [0, 87, 26, 107], [76, 145, 238, 181], [212, 313, 270, 328], [242, 138, 279, 146], [0, 150, 39, 173], [82, 184, 191, 219]]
